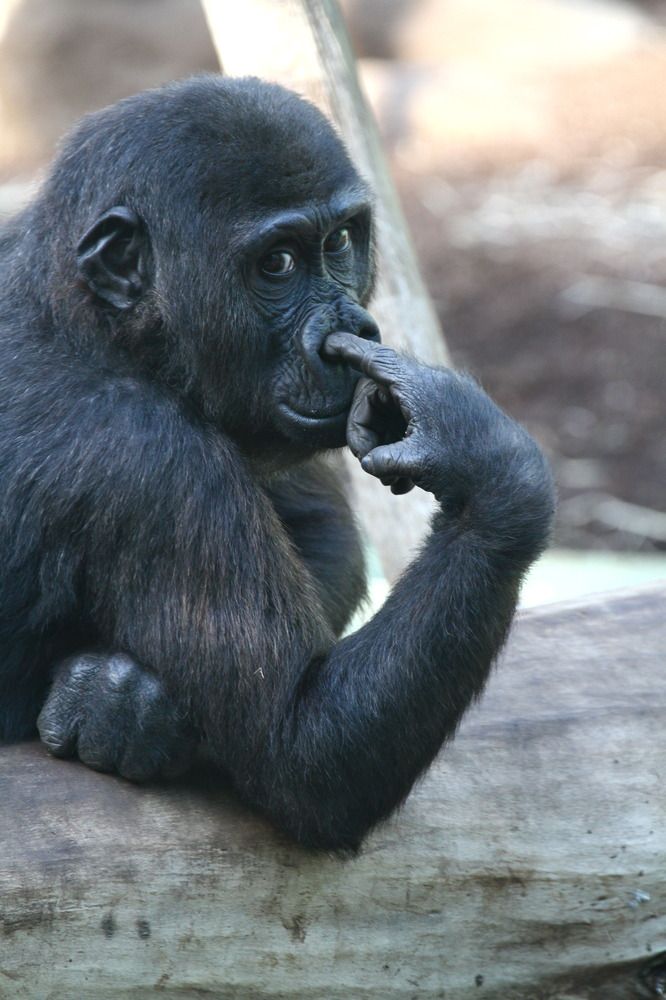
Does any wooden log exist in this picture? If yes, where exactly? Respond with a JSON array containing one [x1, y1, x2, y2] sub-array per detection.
[[1, 584, 664, 998], [200, 0, 447, 581]]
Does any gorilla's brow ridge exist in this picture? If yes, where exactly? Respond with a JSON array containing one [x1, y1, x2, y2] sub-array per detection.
[[235, 185, 372, 255]]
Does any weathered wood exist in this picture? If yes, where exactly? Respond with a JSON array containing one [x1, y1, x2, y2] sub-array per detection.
[[1, 584, 664, 999], [200, 0, 446, 580]]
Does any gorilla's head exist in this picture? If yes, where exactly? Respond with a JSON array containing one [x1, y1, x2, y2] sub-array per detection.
[[33, 75, 380, 459]]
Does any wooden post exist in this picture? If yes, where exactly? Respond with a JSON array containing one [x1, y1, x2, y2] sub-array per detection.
[[1, 586, 665, 997], [200, 0, 448, 580]]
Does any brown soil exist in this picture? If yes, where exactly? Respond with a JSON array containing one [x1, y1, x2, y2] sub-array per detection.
[[397, 165, 666, 552]]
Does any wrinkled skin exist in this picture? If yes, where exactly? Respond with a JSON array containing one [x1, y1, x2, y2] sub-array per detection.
[[0, 76, 555, 850], [39, 654, 195, 781]]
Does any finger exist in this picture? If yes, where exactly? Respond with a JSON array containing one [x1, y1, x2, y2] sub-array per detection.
[[120, 698, 192, 782], [37, 655, 100, 757], [379, 473, 415, 495], [324, 333, 405, 388], [77, 729, 118, 773], [390, 478, 415, 495], [361, 443, 414, 482], [37, 697, 79, 757], [347, 379, 383, 458], [119, 741, 166, 783]]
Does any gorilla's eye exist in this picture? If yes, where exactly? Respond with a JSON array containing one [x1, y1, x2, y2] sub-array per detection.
[[260, 250, 296, 276], [324, 227, 352, 254]]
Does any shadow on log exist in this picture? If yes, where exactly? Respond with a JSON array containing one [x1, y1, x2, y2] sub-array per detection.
[[1, 585, 665, 998]]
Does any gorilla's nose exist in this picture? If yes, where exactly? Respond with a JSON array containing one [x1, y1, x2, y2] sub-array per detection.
[[320, 308, 381, 362], [341, 306, 381, 346], [302, 306, 380, 366]]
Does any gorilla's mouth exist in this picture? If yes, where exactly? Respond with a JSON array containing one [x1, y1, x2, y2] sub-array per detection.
[[276, 400, 350, 449], [278, 401, 350, 426]]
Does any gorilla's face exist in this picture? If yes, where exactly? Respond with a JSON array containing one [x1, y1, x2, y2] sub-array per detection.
[[244, 189, 379, 451], [70, 77, 379, 460]]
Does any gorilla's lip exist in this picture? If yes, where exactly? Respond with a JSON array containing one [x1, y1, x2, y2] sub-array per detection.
[[278, 401, 350, 426]]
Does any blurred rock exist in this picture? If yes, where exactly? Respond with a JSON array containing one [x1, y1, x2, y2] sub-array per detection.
[[359, 59, 551, 173], [339, 0, 413, 60], [0, 0, 218, 175], [343, 0, 649, 65], [355, 2, 666, 174]]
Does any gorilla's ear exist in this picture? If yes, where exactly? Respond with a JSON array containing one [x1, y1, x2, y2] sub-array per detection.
[[77, 207, 148, 310]]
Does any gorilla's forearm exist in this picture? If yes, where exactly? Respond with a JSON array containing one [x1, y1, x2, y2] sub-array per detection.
[[242, 493, 550, 850], [227, 371, 554, 848]]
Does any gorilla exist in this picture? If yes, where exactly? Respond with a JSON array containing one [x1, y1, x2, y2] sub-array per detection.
[[0, 75, 554, 850]]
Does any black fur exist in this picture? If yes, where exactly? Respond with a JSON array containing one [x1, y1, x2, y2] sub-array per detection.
[[0, 76, 554, 850]]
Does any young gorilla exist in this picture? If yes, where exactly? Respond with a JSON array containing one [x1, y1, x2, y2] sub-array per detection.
[[0, 76, 554, 850]]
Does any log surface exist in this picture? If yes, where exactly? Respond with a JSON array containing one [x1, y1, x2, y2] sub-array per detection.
[[1, 584, 665, 999]]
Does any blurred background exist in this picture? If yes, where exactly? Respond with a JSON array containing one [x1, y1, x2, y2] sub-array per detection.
[[0, 0, 664, 606]]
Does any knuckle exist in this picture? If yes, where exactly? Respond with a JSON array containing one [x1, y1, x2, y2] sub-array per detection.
[[134, 678, 170, 726], [37, 703, 73, 746], [365, 345, 394, 372], [137, 672, 162, 703], [52, 656, 97, 694], [104, 655, 138, 692], [64, 660, 95, 684], [374, 346, 396, 364]]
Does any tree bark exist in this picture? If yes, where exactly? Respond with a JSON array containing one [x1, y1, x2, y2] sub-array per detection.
[[1, 585, 664, 999]]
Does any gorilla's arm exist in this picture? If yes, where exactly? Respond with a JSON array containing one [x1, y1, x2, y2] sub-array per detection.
[[39, 350, 553, 851], [264, 459, 367, 637]]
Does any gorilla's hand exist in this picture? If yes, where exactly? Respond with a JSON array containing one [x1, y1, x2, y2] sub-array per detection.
[[37, 653, 195, 781], [324, 333, 548, 516]]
